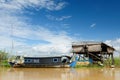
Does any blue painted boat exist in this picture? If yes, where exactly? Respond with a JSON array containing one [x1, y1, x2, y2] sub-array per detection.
[[8, 56, 72, 68]]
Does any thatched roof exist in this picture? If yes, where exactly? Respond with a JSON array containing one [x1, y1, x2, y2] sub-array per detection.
[[72, 41, 115, 53]]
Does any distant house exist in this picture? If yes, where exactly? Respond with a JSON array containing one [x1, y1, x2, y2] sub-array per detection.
[[72, 41, 115, 66]]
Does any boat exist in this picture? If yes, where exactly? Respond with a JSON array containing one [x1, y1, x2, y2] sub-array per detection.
[[8, 56, 72, 68]]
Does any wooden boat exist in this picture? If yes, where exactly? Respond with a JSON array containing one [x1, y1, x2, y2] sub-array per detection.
[[8, 56, 71, 68]]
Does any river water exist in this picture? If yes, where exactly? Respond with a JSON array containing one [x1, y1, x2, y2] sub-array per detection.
[[0, 67, 120, 80]]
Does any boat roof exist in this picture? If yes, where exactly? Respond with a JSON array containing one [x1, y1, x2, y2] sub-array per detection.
[[24, 55, 71, 59]]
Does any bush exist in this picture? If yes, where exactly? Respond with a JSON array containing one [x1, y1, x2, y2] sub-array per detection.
[[0, 60, 10, 67], [0, 50, 9, 62], [0, 50, 10, 67], [114, 57, 120, 67]]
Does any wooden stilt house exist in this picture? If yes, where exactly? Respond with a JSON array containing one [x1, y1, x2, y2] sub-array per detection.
[[72, 41, 115, 66]]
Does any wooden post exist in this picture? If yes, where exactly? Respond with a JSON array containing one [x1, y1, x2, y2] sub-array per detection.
[[108, 54, 110, 66], [100, 52, 103, 64], [78, 54, 81, 61], [111, 53, 114, 65]]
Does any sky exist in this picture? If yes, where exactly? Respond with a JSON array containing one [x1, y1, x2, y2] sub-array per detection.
[[0, 0, 120, 56]]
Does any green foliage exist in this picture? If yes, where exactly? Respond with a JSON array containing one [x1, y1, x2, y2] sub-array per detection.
[[114, 57, 120, 67], [75, 63, 104, 68], [0, 60, 10, 67], [0, 50, 10, 67], [75, 57, 120, 68], [0, 50, 9, 62]]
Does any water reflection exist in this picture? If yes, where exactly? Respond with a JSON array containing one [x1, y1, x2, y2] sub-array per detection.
[[0, 67, 120, 80]]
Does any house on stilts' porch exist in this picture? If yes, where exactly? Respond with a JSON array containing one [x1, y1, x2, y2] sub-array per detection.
[[71, 41, 115, 67]]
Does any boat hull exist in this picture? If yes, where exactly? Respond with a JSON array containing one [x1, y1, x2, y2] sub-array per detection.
[[9, 62, 15, 67], [13, 64, 70, 68]]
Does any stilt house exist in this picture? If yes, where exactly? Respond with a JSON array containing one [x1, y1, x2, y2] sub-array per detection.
[[72, 41, 115, 66]]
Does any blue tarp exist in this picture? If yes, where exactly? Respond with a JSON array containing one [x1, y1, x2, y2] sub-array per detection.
[[70, 56, 78, 68], [70, 61, 77, 68]]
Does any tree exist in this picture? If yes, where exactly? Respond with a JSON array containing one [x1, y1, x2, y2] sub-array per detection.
[[0, 50, 9, 62]]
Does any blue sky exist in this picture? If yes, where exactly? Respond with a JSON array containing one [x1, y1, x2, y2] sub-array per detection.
[[22, 0, 120, 40], [0, 0, 120, 56]]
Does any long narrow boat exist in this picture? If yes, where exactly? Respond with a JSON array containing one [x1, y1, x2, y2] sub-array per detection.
[[8, 56, 71, 68]]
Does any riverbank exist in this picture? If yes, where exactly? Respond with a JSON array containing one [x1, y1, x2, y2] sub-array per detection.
[[75, 57, 120, 68], [0, 60, 10, 67]]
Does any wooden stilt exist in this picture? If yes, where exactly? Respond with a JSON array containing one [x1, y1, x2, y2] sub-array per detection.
[[111, 53, 114, 66]]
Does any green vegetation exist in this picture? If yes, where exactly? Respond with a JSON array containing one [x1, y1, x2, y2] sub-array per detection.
[[114, 57, 120, 67], [0, 60, 10, 67], [0, 50, 8, 61], [0, 50, 10, 67], [75, 57, 120, 68], [75, 63, 104, 68]]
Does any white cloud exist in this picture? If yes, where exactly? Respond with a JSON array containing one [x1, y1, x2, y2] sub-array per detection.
[[0, 24, 73, 56], [105, 39, 120, 57], [90, 23, 96, 28], [0, 0, 67, 11], [0, 14, 73, 55], [0, 0, 73, 56], [105, 39, 120, 51], [46, 15, 72, 21]]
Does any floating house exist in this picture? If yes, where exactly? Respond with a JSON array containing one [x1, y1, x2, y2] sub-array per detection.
[[72, 41, 115, 66]]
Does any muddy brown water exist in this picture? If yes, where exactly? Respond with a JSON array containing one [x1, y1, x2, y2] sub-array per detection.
[[0, 67, 120, 80]]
